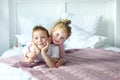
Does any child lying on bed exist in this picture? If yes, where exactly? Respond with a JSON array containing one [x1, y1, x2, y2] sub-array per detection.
[[13, 25, 60, 68], [50, 19, 71, 67], [24, 19, 72, 68]]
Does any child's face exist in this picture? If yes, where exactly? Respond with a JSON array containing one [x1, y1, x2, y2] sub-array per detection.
[[32, 30, 48, 49], [51, 29, 68, 46]]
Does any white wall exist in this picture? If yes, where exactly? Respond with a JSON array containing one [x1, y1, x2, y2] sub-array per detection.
[[9, 0, 17, 48], [115, 0, 120, 47], [0, 0, 9, 55]]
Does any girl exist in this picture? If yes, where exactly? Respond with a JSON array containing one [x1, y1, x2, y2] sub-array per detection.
[[50, 19, 71, 67]]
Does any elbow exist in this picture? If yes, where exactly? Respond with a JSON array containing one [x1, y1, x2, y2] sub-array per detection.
[[48, 63, 58, 68], [49, 64, 57, 68]]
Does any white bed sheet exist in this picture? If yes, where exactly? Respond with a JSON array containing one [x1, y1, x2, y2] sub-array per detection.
[[0, 63, 36, 80]]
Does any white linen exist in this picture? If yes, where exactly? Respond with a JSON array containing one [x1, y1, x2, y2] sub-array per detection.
[[0, 63, 33, 80], [71, 15, 102, 35], [15, 34, 31, 46], [1, 47, 23, 58], [65, 35, 107, 49], [61, 13, 104, 49]]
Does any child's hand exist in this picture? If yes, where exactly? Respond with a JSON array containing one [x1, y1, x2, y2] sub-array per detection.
[[26, 52, 35, 58], [41, 41, 49, 54], [25, 58, 34, 63], [56, 58, 65, 67]]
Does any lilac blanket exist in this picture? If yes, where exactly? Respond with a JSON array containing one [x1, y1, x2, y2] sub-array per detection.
[[0, 48, 120, 80]]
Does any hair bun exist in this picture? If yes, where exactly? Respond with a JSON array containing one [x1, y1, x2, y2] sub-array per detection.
[[62, 19, 71, 26]]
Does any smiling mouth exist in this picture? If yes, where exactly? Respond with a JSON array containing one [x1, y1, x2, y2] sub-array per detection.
[[37, 43, 42, 45], [55, 40, 59, 42]]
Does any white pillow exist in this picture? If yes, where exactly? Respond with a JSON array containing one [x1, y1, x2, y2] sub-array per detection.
[[65, 35, 107, 49], [84, 35, 107, 48], [65, 37, 87, 49], [62, 13, 103, 49], [15, 34, 31, 46], [71, 14, 102, 35], [70, 24, 91, 40]]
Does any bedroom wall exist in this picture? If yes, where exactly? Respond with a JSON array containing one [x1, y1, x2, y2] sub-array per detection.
[[0, 0, 9, 55], [2, 0, 119, 50], [115, 0, 120, 47]]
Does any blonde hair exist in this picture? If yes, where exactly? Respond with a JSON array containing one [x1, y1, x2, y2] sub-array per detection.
[[32, 25, 49, 38], [51, 19, 71, 38]]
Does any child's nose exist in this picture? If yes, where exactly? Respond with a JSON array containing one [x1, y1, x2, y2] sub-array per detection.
[[38, 38, 42, 41], [56, 37, 60, 41]]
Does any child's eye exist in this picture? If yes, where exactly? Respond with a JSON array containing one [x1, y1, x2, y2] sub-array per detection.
[[35, 37, 38, 39], [61, 37, 64, 40], [56, 33, 59, 36], [41, 36, 46, 38]]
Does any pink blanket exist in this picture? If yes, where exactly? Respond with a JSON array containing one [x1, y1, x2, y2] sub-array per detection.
[[0, 48, 120, 80]]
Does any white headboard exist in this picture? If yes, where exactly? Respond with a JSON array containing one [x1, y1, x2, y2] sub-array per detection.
[[9, 0, 116, 47]]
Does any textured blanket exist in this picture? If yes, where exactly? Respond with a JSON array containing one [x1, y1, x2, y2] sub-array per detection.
[[0, 48, 120, 80]]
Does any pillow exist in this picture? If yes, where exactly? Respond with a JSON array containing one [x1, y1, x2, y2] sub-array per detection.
[[84, 35, 107, 48], [65, 37, 87, 49], [60, 13, 102, 40], [65, 35, 107, 49], [71, 15, 102, 35], [15, 34, 31, 46], [70, 24, 91, 40], [63, 13, 103, 49]]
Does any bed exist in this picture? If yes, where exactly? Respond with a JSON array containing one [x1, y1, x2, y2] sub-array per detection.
[[0, 47, 120, 80], [1, 0, 120, 80]]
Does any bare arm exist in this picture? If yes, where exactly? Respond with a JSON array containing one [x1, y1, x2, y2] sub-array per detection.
[[59, 44, 65, 58], [55, 44, 66, 67], [41, 42, 57, 68], [25, 52, 37, 63]]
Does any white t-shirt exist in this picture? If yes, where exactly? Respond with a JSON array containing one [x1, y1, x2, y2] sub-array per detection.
[[23, 44, 59, 61]]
